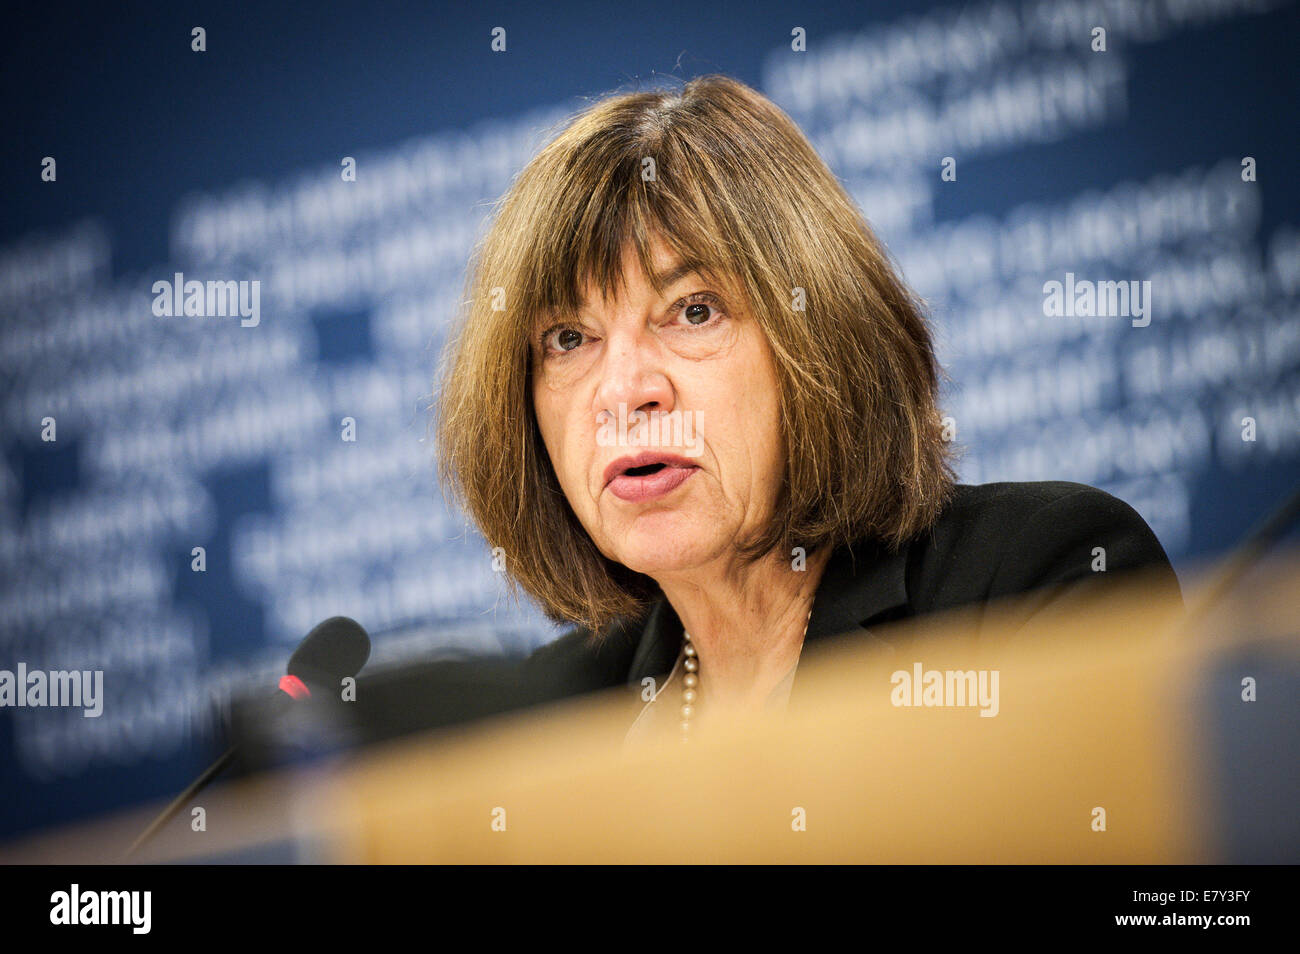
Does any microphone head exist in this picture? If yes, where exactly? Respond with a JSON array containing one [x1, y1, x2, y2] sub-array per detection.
[[287, 616, 371, 690]]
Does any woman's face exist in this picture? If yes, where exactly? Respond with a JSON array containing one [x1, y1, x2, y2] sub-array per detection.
[[530, 236, 786, 580]]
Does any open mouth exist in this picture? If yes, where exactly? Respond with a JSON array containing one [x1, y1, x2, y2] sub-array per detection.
[[623, 462, 668, 477], [604, 455, 699, 503]]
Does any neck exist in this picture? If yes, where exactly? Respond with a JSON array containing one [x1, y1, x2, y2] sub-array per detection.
[[657, 545, 833, 713]]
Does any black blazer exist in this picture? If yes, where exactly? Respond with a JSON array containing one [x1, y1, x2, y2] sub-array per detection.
[[515, 480, 1183, 705], [345, 480, 1182, 740]]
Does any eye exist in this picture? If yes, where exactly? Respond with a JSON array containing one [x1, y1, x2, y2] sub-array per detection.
[[539, 325, 587, 355], [672, 292, 724, 327]]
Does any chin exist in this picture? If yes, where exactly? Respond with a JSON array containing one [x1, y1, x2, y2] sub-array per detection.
[[606, 517, 726, 577]]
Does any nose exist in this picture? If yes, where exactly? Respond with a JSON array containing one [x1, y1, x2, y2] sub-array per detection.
[[592, 325, 674, 426]]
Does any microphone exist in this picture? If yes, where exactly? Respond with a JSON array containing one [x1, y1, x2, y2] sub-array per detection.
[[125, 616, 371, 857], [277, 615, 373, 702]]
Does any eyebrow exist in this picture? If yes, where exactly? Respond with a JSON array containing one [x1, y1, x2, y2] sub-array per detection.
[[651, 260, 702, 290], [555, 257, 717, 325]]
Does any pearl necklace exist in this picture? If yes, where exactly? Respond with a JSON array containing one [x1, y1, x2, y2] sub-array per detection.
[[679, 607, 813, 741]]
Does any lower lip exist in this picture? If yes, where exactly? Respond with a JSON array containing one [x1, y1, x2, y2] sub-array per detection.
[[607, 465, 699, 502]]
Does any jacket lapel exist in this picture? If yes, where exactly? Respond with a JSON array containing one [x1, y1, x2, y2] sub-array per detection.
[[624, 537, 912, 686], [625, 595, 684, 686], [805, 537, 910, 645]]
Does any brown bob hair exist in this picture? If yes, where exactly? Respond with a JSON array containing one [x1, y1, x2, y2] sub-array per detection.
[[435, 74, 955, 635]]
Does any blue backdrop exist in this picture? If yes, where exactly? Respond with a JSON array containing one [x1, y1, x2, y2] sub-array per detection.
[[2, 0, 1297, 840]]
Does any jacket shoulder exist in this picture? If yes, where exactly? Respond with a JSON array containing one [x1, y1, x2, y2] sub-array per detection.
[[518, 617, 641, 703], [910, 480, 1181, 613]]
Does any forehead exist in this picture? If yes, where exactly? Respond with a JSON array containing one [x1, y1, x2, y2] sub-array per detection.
[[576, 241, 715, 311]]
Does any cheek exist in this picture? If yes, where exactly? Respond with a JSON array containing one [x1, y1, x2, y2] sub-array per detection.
[[531, 391, 563, 472], [749, 392, 785, 490], [533, 389, 589, 495], [731, 337, 785, 474], [761, 367, 785, 461]]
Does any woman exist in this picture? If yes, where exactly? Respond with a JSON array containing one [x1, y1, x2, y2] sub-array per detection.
[[434, 75, 1180, 741]]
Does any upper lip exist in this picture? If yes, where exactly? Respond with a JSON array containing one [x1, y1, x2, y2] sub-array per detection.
[[603, 452, 700, 487]]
